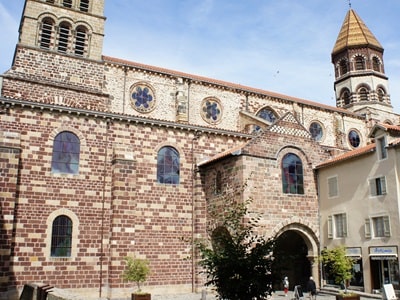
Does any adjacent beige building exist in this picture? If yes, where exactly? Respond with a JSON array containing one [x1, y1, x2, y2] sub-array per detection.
[[317, 123, 400, 293]]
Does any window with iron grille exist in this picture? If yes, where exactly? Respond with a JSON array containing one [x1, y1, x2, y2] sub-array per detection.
[[51, 215, 72, 257]]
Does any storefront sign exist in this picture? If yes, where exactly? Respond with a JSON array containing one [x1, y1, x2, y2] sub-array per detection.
[[369, 246, 398, 260], [346, 247, 362, 257]]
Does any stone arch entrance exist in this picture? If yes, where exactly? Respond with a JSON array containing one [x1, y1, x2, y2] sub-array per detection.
[[272, 223, 319, 292]]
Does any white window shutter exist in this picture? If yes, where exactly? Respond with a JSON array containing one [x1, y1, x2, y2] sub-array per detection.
[[384, 216, 391, 237], [369, 179, 377, 196], [343, 214, 348, 237], [365, 218, 371, 238], [328, 215, 333, 239]]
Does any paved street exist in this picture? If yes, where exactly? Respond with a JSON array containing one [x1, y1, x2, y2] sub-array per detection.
[[150, 289, 382, 300]]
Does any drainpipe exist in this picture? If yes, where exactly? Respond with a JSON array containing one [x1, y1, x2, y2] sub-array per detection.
[[191, 131, 201, 292], [99, 119, 110, 298]]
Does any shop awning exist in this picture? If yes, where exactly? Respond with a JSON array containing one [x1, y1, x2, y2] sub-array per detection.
[[369, 254, 398, 260]]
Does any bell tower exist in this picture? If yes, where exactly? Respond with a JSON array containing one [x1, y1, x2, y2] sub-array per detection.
[[18, 0, 105, 61], [332, 9, 393, 121]]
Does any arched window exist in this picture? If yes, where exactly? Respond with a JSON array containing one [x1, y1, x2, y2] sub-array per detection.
[[339, 60, 348, 75], [377, 88, 385, 102], [79, 0, 89, 12], [341, 89, 351, 105], [355, 56, 365, 70], [157, 146, 180, 184], [348, 130, 361, 148], [62, 0, 72, 8], [57, 22, 71, 53], [74, 26, 88, 56], [309, 122, 323, 142], [282, 153, 304, 194], [51, 131, 80, 174], [359, 87, 369, 101], [372, 57, 381, 72], [51, 215, 72, 257], [39, 17, 54, 49]]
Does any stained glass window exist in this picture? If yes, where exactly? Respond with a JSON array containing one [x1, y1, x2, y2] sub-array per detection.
[[201, 98, 222, 124], [157, 146, 180, 184], [348, 130, 360, 148], [309, 122, 323, 141], [130, 84, 156, 113], [282, 153, 304, 194], [51, 131, 80, 174], [51, 215, 72, 257], [257, 108, 277, 123]]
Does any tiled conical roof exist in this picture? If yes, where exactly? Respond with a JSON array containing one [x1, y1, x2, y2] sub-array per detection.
[[332, 9, 383, 55]]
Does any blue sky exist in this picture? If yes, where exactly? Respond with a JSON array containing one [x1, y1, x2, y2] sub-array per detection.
[[1, 0, 400, 109]]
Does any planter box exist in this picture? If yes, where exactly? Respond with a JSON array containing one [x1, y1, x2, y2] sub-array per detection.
[[132, 293, 151, 300], [336, 294, 360, 300]]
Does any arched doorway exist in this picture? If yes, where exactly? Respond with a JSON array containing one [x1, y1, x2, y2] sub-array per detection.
[[272, 224, 319, 292]]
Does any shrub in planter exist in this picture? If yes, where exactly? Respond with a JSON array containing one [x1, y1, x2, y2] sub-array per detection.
[[122, 256, 151, 300]]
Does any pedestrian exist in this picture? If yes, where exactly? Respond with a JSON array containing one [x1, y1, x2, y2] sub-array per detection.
[[306, 276, 317, 300], [283, 276, 289, 297]]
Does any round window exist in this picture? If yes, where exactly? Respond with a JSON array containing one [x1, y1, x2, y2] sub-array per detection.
[[130, 83, 156, 113], [309, 122, 323, 141], [348, 130, 361, 148], [201, 97, 222, 124]]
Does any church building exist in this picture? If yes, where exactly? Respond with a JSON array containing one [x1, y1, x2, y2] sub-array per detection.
[[0, 1, 398, 299]]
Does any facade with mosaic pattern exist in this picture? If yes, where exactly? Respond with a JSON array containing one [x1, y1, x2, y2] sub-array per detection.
[[0, 1, 399, 299]]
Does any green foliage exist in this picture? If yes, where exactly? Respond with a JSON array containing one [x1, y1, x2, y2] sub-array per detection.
[[195, 180, 275, 300], [320, 246, 354, 290], [122, 256, 150, 292]]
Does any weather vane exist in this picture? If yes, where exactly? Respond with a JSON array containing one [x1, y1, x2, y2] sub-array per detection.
[[348, 0, 352, 8]]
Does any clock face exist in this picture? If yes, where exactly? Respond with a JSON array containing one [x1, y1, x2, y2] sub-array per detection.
[[257, 108, 276, 123]]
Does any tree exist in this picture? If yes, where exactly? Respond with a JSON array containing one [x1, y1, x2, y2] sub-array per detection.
[[122, 256, 150, 293], [195, 181, 275, 300], [320, 246, 354, 292]]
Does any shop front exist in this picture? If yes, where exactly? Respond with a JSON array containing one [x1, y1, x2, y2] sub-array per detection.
[[369, 246, 399, 292]]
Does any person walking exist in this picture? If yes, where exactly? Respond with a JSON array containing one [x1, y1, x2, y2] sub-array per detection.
[[283, 276, 289, 297], [306, 276, 317, 300]]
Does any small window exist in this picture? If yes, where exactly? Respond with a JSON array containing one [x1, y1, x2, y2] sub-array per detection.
[[377, 88, 385, 102], [79, 0, 89, 12], [372, 57, 381, 72], [57, 22, 71, 53], [74, 26, 87, 56], [257, 108, 277, 123], [157, 146, 180, 184], [63, 0, 72, 8], [215, 170, 222, 194], [51, 131, 80, 174], [355, 56, 365, 70], [51, 215, 72, 257], [369, 176, 387, 196], [359, 87, 369, 101], [328, 213, 347, 238], [348, 130, 360, 148], [328, 176, 338, 198], [309, 122, 323, 141], [377, 136, 387, 160], [39, 18, 54, 49], [339, 60, 348, 75], [372, 216, 390, 237], [341, 89, 351, 105], [282, 153, 304, 194]]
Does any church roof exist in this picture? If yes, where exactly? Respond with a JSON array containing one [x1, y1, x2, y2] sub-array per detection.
[[332, 9, 383, 55]]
